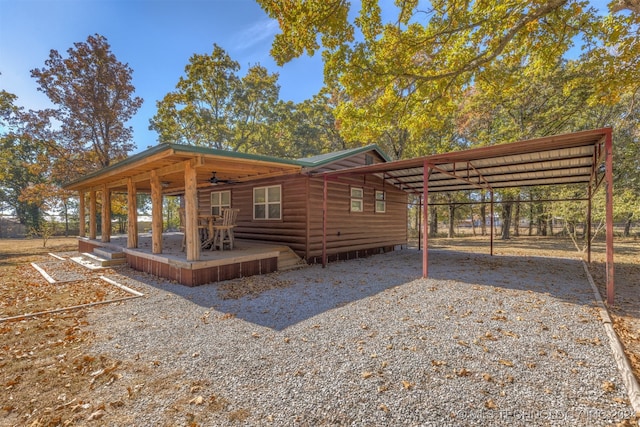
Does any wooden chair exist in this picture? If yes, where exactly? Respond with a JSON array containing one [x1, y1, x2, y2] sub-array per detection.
[[212, 208, 239, 251]]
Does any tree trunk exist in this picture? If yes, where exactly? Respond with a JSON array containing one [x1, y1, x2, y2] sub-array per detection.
[[429, 206, 438, 235], [448, 203, 455, 238], [480, 192, 487, 236], [501, 202, 513, 240], [512, 196, 520, 237], [528, 201, 534, 236], [623, 214, 632, 237], [470, 205, 477, 237]]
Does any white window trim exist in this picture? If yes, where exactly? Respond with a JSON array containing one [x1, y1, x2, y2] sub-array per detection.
[[253, 185, 282, 220], [210, 190, 231, 216], [375, 190, 386, 213], [350, 187, 363, 212]]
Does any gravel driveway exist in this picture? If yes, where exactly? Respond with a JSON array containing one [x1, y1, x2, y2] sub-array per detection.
[[88, 249, 636, 426]]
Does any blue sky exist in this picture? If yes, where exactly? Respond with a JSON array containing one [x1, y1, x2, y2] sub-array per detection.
[[1, 0, 611, 153], [0, 0, 325, 151]]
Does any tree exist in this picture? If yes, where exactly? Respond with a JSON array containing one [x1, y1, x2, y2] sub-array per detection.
[[0, 91, 48, 227], [259, 1, 638, 156], [150, 45, 286, 153], [31, 34, 142, 171], [150, 44, 240, 148]]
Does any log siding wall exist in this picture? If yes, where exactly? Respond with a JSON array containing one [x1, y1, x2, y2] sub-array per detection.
[[196, 172, 407, 262]]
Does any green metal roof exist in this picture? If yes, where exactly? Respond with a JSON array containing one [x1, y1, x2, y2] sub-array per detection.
[[63, 142, 391, 190], [297, 144, 391, 166], [63, 143, 309, 189]]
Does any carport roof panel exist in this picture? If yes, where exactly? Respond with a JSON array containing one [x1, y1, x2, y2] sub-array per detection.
[[322, 128, 610, 193]]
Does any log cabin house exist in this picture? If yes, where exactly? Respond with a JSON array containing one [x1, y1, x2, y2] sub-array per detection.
[[63, 143, 408, 286]]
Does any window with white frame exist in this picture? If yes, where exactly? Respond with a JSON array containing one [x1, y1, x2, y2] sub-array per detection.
[[350, 187, 363, 212], [375, 190, 386, 213], [253, 185, 281, 220], [211, 191, 231, 216]]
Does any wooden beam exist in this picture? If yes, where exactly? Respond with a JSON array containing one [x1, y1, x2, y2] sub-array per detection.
[[78, 191, 85, 237], [150, 170, 163, 254], [184, 160, 200, 261], [587, 181, 592, 264], [604, 129, 615, 304], [322, 175, 328, 268], [127, 177, 138, 249], [101, 185, 111, 243], [89, 191, 97, 240]]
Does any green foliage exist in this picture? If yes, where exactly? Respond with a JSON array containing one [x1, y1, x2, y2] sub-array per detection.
[[28, 219, 56, 248], [150, 45, 348, 158]]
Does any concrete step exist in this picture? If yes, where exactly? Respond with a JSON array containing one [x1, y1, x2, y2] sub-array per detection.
[[277, 247, 306, 271], [76, 252, 127, 268], [93, 247, 126, 260]]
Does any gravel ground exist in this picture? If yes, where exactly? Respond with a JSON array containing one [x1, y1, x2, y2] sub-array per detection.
[[87, 249, 636, 426]]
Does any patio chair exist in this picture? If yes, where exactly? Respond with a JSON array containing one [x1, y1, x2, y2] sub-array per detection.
[[212, 208, 239, 251]]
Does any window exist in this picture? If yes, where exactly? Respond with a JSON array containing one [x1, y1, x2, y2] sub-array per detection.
[[211, 191, 231, 216], [253, 185, 281, 220], [375, 190, 386, 213], [350, 187, 363, 212]]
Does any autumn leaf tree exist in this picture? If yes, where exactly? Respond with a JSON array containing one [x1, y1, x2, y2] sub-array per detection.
[[0, 90, 45, 227], [2, 35, 142, 232], [258, 0, 639, 240], [31, 33, 143, 173]]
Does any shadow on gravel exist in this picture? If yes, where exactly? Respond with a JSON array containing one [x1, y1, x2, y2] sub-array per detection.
[[119, 248, 598, 331]]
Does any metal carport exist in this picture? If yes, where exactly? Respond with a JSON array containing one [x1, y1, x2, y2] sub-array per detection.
[[320, 128, 615, 304]]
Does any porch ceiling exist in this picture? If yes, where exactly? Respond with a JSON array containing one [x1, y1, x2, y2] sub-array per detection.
[[63, 144, 303, 193], [322, 128, 610, 194]]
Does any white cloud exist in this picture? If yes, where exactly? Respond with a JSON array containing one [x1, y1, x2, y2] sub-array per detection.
[[233, 18, 280, 51]]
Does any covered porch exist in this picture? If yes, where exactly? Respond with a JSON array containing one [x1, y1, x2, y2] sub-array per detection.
[[63, 144, 306, 285]]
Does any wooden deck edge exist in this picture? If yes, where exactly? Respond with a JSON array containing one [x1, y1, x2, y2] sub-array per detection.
[[122, 248, 281, 271]]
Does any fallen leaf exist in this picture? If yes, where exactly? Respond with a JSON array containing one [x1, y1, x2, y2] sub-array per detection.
[[456, 368, 471, 377], [361, 371, 373, 379], [602, 381, 616, 392], [402, 380, 414, 389], [498, 359, 514, 367], [379, 403, 389, 412], [485, 399, 497, 409], [189, 395, 204, 405], [482, 373, 493, 382], [87, 409, 105, 421]]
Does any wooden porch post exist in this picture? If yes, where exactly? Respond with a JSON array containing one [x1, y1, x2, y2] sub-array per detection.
[[89, 190, 97, 240], [78, 191, 85, 237], [422, 161, 429, 278], [587, 181, 592, 264], [127, 177, 138, 249], [150, 170, 163, 254], [184, 160, 200, 261], [101, 185, 111, 243], [604, 130, 615, 305], [322, 175, 328, 268]]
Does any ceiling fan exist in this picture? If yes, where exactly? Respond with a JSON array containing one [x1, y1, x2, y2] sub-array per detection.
[[209, 171, 234, 184]]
